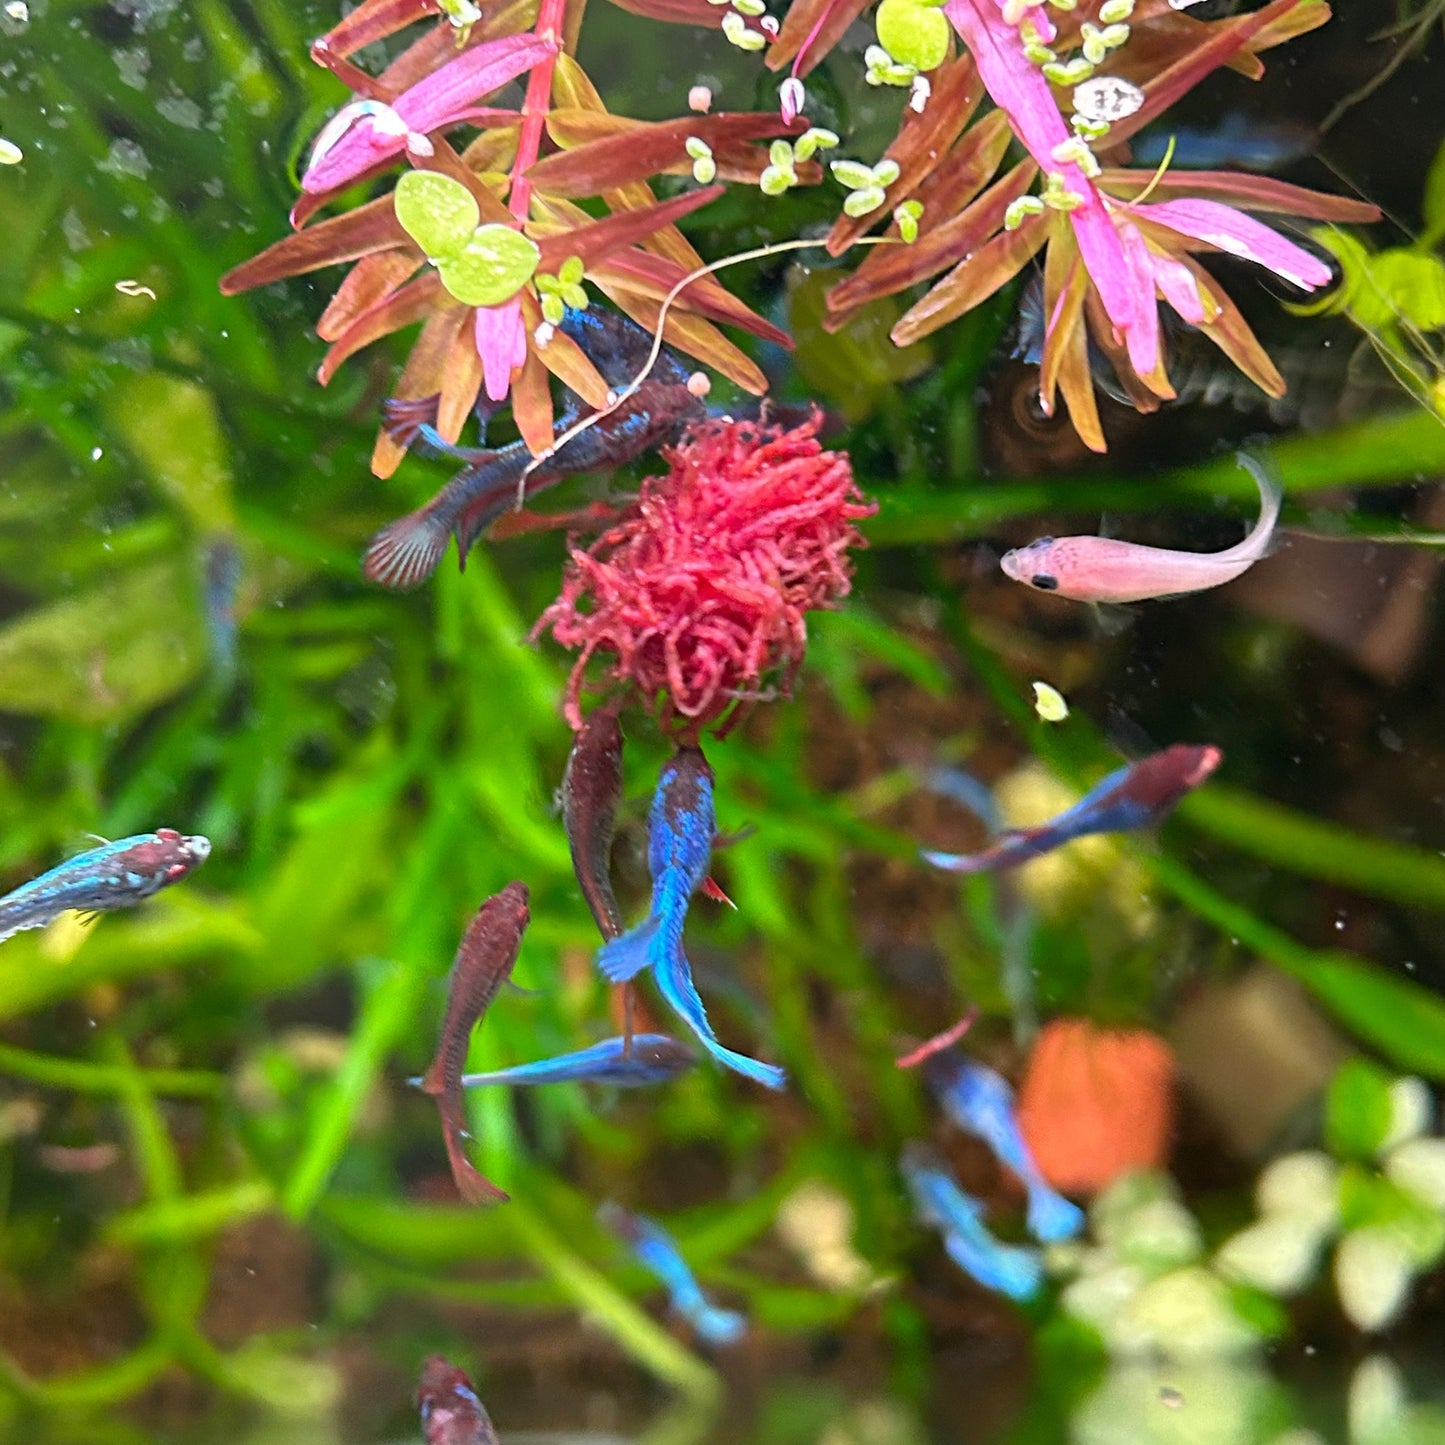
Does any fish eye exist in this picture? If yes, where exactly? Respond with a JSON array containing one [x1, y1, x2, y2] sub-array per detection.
[[1031, 574, 1059, 591]]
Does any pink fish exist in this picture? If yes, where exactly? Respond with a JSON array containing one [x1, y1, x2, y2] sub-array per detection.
[[1000, 455, 1280, 604]]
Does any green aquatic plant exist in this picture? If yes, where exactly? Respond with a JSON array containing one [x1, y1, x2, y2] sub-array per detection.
[[1216, 1060, 1445, 1334], [2, 0, 1445, 1436]]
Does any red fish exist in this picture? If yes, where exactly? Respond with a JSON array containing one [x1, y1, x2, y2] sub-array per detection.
[[416, 1355, 500, 1445], [560, 700, 638, 1051], [419, 882, 530, 1204], [561, 701, 626, 943]]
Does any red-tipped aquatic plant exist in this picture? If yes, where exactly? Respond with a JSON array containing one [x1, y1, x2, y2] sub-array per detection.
[[220, 0, 796, 474], [814, 0, 1381, 449]]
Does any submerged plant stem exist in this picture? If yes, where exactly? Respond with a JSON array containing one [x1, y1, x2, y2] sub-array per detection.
[[0, 1042, 226, 1098]]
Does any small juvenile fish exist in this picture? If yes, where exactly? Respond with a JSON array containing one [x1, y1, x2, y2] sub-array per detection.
[[1130, 114, 1314, 173], [418, 882, 530, 1205], [895, 1008, 979, 1070], [363, 308, 705, 590], [457, 1034, 696, 1089], [923, 743, 1222, 874], [924, 1053, 1084, 1243], [900, 1143, 1044, 1302], [416, 1355, 500, 1445], [598, 748, 785, 1091], [599, 1201, 747, 1347], [202, 534, 242, 679], [561, 700, 626, 942], [0, 829, 211, 945], [1000, 455, 1281, 604]]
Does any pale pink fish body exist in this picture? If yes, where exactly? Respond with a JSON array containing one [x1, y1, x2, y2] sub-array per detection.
[[1000, 456, 1281, 604]]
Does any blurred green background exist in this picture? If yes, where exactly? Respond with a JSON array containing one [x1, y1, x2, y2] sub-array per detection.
[[2, 1, 1445, 1441]]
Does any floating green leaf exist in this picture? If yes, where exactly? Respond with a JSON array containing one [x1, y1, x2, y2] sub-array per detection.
[[393, 169, 480, 259], [435, 223, 541, 306], [876, 0, 950, 72]]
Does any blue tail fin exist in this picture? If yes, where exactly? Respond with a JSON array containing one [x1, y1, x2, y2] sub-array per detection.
[[598, 916, 660, 983], [1026, 1187, 1085, 1245], [689, 1303, 747, 1347], [655, 947, 785, 1091]]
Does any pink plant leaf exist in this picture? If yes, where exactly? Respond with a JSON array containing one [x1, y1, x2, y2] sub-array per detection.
[[476, 296, 528, 401], [302, 32, 555, 195], [1115, 218, 1162, 382], [767, 0, 872, 77], [1130, 197, 1333, 290], [1149, 247, 1206, 326], [942, 0, 1151, 374]]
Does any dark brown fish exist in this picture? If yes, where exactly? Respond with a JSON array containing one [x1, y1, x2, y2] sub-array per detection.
[[420, 882, 530, 1205], [416, 1355, 500, 1445], [561, 700, 626, 941], [560, 701, 637, 1052]]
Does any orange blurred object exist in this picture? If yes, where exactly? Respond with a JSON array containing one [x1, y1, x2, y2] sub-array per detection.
[[1016, 1019, 1175, 1194]]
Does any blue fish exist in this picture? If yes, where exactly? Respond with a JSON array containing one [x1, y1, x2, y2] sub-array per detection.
[[362, 306, 705, 590], [900, 1143, 1044, 1302], [925, 1053, 1084, 1243], [599, 1202, 747, 1347], [0, 829, 211, 945], [453, 1034, 696, 1089], [921, 765, 1001, 836], [1130, 114, 1314, 173], [597, 747, 785, 1091], [922, 743, 1221, 874]]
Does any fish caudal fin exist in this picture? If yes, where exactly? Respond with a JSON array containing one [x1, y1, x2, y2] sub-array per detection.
[[691, 1304, 747, 1347], [597, 917, 660, 983], [437, 1091, 509, 1205], [362, 503, 453, 590], [655, 947, 786, 1091], [947, 1233, 1043, 1302], [1026, 1188, 1086, 1245]]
